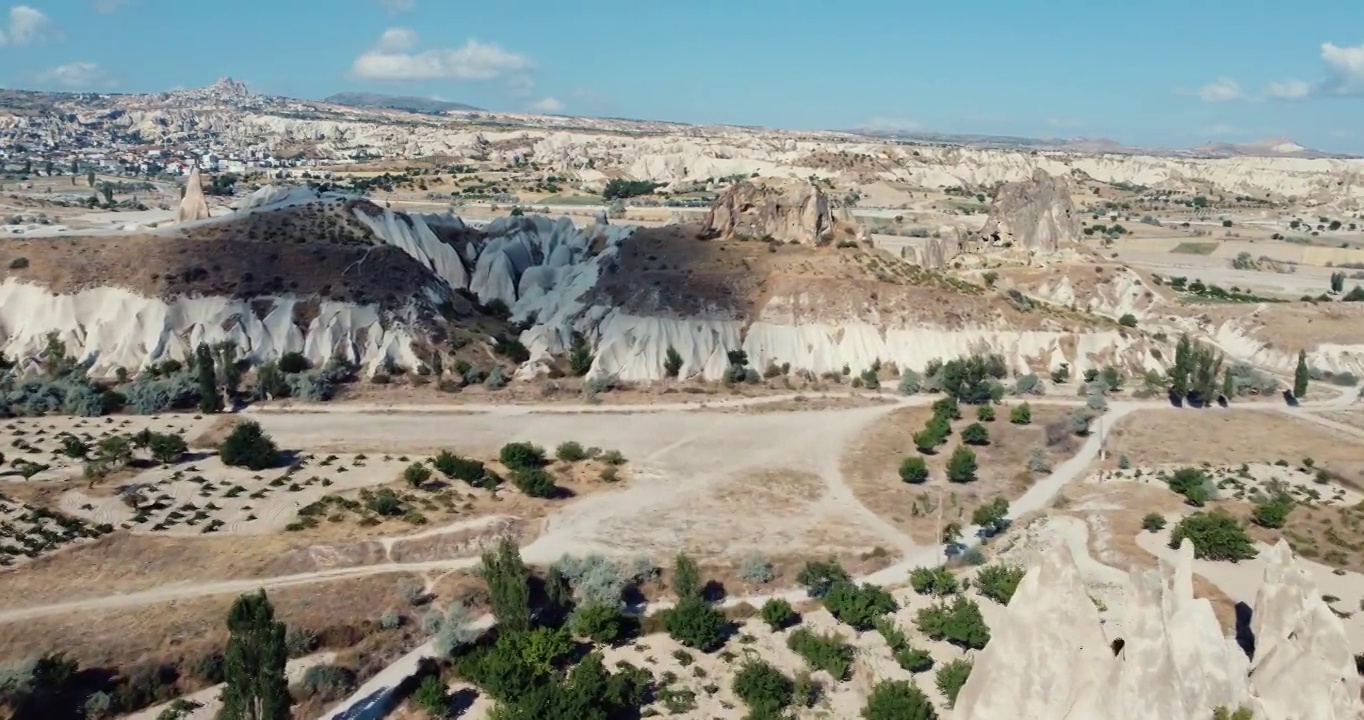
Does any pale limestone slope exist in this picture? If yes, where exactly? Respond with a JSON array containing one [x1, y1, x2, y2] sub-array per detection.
[[956, 538, 1362, 720]]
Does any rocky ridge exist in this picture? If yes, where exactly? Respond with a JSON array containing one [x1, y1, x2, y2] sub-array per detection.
[[698, 180, 862, 244], [0, 184, 1171, 381], [955, 538, 1362, 720]]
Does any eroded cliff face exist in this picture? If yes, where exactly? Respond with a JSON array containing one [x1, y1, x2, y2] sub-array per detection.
[[976, 169, 1082, 253], [0, 184, 1170, 380], [698, 180, 860, 244], [955, 539, 1362, 720]]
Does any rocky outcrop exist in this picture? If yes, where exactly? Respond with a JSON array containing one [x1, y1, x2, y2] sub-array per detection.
[[699, 180, 859, 244], [951, 539, 1111, 718], [1248, 541, 1362, 720], [955, 538, 1361, 720], [173, 167, 211, 223], [976, 169, 1080, 252]]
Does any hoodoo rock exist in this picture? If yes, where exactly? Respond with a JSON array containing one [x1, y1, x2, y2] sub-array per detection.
[[1247, 540, 1362, 720], [976, 168, 1080, 252], [174, 167, 211, 223], [955, 538, 1361, 720], [699, 180, 860, 244], [951, 539, 1111, 719]]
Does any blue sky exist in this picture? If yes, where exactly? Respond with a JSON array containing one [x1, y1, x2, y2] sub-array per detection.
[[4, 0, 1364, 152]]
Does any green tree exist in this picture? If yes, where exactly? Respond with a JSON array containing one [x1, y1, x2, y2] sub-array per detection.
[[761, 598, 799, 631], [733, 661, 794, 719], [1009, 402, 1031, 425], [1141, 513, 1167, 532], [1169, 511, 1257, 562], [1118, 313, 1138, 328], [822, 581, 897, 631], [1167, 467, 1212, 506], [570, 603, 628, 644], [100, 182, 114, 205], [404, 462, 432, 488], [970, 496, 1009, 533], [946, 445, 978, 483], [976, 405, 995, 422], [975, 564, 1025, 605], [568, 332, 593, 377], [147, 432, 188, 465], [196, 344, 222, 413], [481, 538, 531, 632], [935, 658, 973, 709], [960, 422, 990, 446], [663, 346, 683, 378], [671, 552, 701, 600], [915, 596, 990, 649], [913, 426, 945, 454], [909, 566, 958, 597], [899, 456, 929, 484], [797, 560, 849, 598], [1170, 333, 1192, 399], [665, 597, 728, 652], [219, 421, 282, 470], [87, 169, 96, 187], [1252, 498, 1293, 529], [862, 679, 938, 720], [219, 591, 290, 720], [1294, 350, 1309, 398]]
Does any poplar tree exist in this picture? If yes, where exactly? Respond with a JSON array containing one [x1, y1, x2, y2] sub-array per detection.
[[220, 591, 290, 720], [1294, 350, 1309, 399], [197, 343, 223, 413], [481, 538, 530, 633]]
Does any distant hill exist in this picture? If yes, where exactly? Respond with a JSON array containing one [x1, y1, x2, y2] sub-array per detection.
[[322, 92, 481, 115]]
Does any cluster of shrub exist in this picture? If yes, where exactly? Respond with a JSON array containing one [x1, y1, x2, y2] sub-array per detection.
[[0, 336, 359, 420]]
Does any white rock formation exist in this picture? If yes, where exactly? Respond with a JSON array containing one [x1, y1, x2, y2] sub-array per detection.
[[699, 180, 857, 244], [976, 169, 1081, 252], [1247, 541, 1362, 720], [951, 538, 1112, 718], [955, 538, 1360, 720], [173, 167, 211, 223], [0, 185, 1162, 380]]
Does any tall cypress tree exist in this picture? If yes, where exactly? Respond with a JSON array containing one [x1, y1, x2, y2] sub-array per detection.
[[1169, 334, 1192, 399], [197, 343, 223, 413], [1294, 350, 1310, 399], [481, 538, 531, 633], [220, 591, 290, 720]]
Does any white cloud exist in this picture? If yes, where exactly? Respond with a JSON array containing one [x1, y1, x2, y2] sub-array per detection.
[[528, 97, 564, 113], [351, 28, 532, 82], [1321, 42, 1364, 96], [0, 5, 58, 46], [377, 0, 415, 13], [92, 0, 132, 13], [859, 117, 920, 133], [1198, 78, 1244, 103], [375, 27, 417, 52], [35, 61, 117, 89], [1330, 129, 1352, 139], [1046, 117, 1085, 130], [1264, 78, 1311, 100], [1207, 123, 1246, 137]]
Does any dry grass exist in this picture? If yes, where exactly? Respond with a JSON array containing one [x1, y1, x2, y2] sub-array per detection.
[[1106, 409, 1364, 490], [590, 225, 1112, 331], [0, 572, 419, 669], [841, 402, 1074, 543], [0, 452, 615, 608]]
